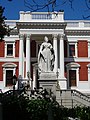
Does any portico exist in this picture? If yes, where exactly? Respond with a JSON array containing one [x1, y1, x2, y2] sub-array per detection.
[[17, 11, 67, 89]]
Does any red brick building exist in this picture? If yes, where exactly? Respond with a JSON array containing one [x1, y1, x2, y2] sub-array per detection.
[[0, 11, 90, 93]]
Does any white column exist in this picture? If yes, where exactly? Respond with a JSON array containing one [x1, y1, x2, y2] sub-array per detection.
[[59, 34, 65, 78], [53, 34, 58, 73], [33, 66, 36, 89], [59, 34, 67, 89], [26, 34, 31, 78], [19, 34, 24, 77]]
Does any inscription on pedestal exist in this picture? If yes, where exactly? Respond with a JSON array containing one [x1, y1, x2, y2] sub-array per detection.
[[39, 72, 56, 80]]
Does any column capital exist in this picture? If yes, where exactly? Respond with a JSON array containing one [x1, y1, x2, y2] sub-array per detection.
[[19, 34, 24, 39], [59, 34, 65, 40], [26, 34, 31, 40], [52, 34, 58, 39]]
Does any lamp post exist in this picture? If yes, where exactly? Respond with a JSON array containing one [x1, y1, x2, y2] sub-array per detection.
[[12, 75, 17, 90]]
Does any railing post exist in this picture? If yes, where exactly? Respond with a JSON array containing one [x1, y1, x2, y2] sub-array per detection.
[[72, 99, 73, 108], [61, 99, 62, 106], [60, 90, 62, 106], [71, 90, 73, 108], [0, 103, 2, 120]]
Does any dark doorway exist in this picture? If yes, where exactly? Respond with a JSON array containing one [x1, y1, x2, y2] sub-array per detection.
[[6, 70, 13, 86], [69, 70, 76, 87]]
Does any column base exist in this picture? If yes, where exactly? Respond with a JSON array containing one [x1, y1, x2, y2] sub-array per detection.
[[58, 77, 67, 89]]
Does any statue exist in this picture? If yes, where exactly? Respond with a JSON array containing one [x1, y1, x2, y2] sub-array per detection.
[[38, 36, 55, 74]]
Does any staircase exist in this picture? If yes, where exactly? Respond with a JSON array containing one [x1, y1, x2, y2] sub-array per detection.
[[56, 89, 90, 108]]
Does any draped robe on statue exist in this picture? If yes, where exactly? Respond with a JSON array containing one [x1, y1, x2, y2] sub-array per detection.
[[38, 36, 55, 74]]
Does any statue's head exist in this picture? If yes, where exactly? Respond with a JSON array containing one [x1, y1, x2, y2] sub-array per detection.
[[44, 36, 48, 42]]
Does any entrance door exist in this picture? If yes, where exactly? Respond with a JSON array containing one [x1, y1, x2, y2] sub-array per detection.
[[69, 70, 76, 87], [6, 70, 13, 87]]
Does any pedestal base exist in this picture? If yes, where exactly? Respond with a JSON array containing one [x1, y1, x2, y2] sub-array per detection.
[[38, 72, 57, 95], [58, 77, 67, 89]]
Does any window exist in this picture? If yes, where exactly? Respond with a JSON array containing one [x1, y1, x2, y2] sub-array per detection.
[[69, 45, 75, 57], [6, 70, 13, 86], [68, 42, 77, 57], [5, 42, 15, 57], [7, 44, 13, 56]]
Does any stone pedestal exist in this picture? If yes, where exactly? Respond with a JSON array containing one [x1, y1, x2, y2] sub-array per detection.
[[38, 72, 57, 95], [58, 78, 67, 89]]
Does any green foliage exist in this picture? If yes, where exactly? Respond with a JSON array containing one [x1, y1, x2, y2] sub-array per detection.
[[1, 91, 90, 120], [27, 99, 49, 120], [74, 106, 90, 120]]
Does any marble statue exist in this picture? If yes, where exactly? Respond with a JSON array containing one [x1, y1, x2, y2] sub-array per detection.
[[38, 36, 55, 74]]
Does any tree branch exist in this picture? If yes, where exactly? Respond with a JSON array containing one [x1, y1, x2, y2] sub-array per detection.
[[24, 0, 56, 12], [85, 0, 90, 10]]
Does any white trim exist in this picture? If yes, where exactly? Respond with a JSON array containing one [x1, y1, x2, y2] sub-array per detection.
[[2, 63, 17, 87], [65, 57, 90, 62], [0, 58, 19, 62], [20, 29, 64, 35], [2, 63, 17, 68], [66, 62, 80, 68], [0, 57, 37, 62], [67, 36, 90, 43], [87, 64, 90, 89], [88, 41, 90, 58], [66, 62, 80, 89], [5, 41, 15, 58], [4, 35, 19, 41], [67, 42, 77, 58]]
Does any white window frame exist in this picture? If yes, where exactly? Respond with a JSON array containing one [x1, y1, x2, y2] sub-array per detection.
[[5, 41, 15, 58], [66, 62, 80, 89], [87, 64, 90, 88], [2, 63, 17, 88], [67, 42, 77, 58], [88, 42, 90, 58]]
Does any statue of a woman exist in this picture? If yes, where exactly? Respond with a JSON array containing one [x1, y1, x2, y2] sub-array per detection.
[[38, 36, 55, 74]]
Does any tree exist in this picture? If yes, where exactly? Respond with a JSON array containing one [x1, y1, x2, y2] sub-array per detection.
[[1, 89, 90, 120], [0, 89, 62, 120], [0, 6, 9, 40]]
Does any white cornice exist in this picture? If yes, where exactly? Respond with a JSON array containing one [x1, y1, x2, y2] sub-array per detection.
[[0, 58, 19, 62], [66, 62, 80, 68], [0, 57, 37, 62], [65, 57, 90, 62], [19, 29, 64, 35], [2, 63, 17, 68], [65, 30, 90, 36], [16, 22, 67, 30]]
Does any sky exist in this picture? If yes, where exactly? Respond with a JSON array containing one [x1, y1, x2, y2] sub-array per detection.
[[0, 0, 90, 20]]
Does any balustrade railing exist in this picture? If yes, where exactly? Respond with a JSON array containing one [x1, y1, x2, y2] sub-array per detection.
[[66, 21, 90, 28], [59, 89, 90, 107], [32, 13, 52, 19], [66, 22, 79, 27], [71, 90, 90, 102]]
